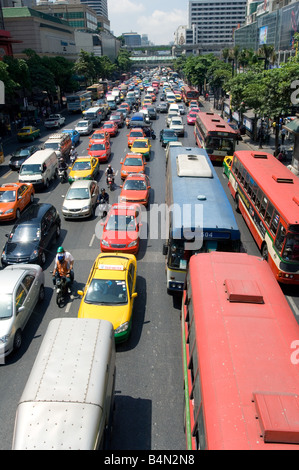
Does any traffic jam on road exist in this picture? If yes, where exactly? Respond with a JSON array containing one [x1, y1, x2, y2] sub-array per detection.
[[0, 68, 299, 451]]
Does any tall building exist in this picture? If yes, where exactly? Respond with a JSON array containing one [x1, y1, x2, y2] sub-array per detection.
[[78, 0, 108, 20], [188, 0, 247, 46]]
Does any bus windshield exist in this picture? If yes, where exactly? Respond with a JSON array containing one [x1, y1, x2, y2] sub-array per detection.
[[205, 136, 234, 155], [282, 233, 299, 261]]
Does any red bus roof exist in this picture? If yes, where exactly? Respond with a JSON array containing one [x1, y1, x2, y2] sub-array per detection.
[[233, 150, 299, 225], [188, 252, 299, 450], [196, 112, 237, 135]]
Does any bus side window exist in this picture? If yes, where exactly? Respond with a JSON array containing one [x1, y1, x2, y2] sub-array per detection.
[[270, 209, 280, 235], [255, 188, 263, 210], [265, 201, 274, 226], [251, 179, 258, 203], [260, 196, 267, 218]]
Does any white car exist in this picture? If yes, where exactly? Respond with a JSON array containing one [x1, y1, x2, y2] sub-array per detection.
[[62, 180, 99, 219], [169, 116, 185, 137], [44, 114, 65, 129], [166, 110, 180, 127], [75, 120, 93, 135], [0, 264, 45, 359]]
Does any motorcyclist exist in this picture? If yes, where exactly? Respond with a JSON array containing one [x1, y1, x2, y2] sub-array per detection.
[[58, 157, 68, 179], [97, 187, 109, 217], [52, 247, 74, 294], [70, 146, 77, 163], [105, 164, 115, 185]]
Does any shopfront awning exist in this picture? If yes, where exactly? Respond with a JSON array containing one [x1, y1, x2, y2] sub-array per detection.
[[283, 118, 299, 134]]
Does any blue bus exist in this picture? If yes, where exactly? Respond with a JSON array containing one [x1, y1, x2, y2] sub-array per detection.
[[163, 147, 241, 293]]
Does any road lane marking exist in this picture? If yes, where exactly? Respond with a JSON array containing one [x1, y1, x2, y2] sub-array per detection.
[[3, 170, 12, 179], [89, 233, 95, 247]]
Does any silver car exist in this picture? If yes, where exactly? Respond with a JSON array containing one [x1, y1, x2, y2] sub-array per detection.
[[0, 264, 45, 359], [62, 180, 99, 219], [75, 120, 93, 135]]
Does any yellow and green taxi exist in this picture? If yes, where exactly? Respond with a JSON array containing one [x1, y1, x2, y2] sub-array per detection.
[[222, 155, 233, 178], [131, 137, 151, 161], [77, 252, 137, 343], [68, 156, 99, 183], [17, 126, 41, 142]]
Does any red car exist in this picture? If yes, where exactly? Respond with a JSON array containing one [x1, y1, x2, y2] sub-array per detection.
[[89, 129, 110, 142], [120, 173, 151, 207], [101, 121, 118, 137], [100, 203, 142, 255], [187, 111, 198, 125], [127, 127, 145, 148], [87, 138, 111, 162], [110, 112, 125, 128]]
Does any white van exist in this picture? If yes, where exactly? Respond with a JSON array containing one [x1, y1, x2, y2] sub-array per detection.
[[169, 103, 180, 114], [19, 149, 58, 189], [83, 106, 103, 127], [12, 318, 116, 450]]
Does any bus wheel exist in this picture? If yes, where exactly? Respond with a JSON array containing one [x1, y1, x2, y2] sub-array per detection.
[[262, 243, 268, 261], [234, 194, 240, 213]]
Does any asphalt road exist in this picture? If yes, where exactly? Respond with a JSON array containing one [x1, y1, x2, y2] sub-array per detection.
[[0, 93, 298, 451]]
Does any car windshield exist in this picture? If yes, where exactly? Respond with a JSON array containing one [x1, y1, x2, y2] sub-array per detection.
[[72, 161, 91, 171], [130, 131, 143, 137], [164, 130, 176, 136], [20, 164, 41, 175], [123, 180, 146, 190], [20, 128, 31, 133], [106, 214, 137, 231], [171, 119, 182, 125], [66, 187, 89, 200], [13, 149, 30, 157], [0, 190, 16, 202], [0, 294, 13, 319], [44, 142, 59, 150], [124, 158, 143, 166], [90, 143, 105, 151], [77, 122, 87, 127], [132, 141, 147, 148], [9, 224, 40, 243], [103, 123, 113, 128], [85, 279, 128, 305]]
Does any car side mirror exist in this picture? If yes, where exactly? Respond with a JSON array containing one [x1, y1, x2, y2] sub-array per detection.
[[77, 290, 84, 296], [132, 292, 138, 299]]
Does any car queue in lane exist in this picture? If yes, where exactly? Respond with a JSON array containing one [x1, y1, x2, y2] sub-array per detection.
[[0, 70, 190, 450]]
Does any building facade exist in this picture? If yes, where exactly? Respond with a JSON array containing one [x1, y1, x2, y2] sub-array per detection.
[[234, 0, 299, 62], [2, 7, 77, 59], [188, 0, 247, 46], [123, 32, 141, 47]]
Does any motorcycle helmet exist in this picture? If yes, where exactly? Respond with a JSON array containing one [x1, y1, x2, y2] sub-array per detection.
[[57, 246, 65, 253]]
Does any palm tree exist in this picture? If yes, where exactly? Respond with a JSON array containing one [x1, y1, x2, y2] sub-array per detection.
[[258, 44, 276, 69]]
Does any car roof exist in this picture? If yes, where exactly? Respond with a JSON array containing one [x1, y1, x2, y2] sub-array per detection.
[[68, 180, 95, 189], [0, 267, 30, 294], [0, 182, 22, 190], [16, 203, 54, 224]]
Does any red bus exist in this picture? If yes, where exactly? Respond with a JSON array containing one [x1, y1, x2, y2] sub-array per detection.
[[182, 86, 199, 105], [228, 150, 299, 284], [182, 252, 299, 450], [194, 112, 238, 162]]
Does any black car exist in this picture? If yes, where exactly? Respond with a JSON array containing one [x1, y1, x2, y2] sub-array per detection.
[[147, 107, 157, 120], [157, 102, 169, 113], [9, 145, 40, 171], [1, 203, 61, 267]]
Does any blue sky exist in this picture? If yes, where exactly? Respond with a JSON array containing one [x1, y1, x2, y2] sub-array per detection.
[[107, 0, 189, 45]]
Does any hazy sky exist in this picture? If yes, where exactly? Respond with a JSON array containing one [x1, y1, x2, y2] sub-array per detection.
[[107, 0, 189, 45]]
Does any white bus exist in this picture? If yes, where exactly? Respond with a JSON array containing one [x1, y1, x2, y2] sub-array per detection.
[[12, 318, 116, 450]]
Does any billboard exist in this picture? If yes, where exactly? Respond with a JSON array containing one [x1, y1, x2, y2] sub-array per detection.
[[259, 25, 268, 44]]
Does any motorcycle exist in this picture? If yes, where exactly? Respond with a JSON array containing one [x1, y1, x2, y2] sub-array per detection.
[[125, 117, 130, 128], [58, 167, 67, 182], [70, 151, 77, 164], [107, 174, 114, 191], [51, 272, 71, 308], [150, 129, 156, 140]]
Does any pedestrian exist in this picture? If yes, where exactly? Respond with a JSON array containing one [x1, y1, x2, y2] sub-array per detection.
[[281, 128, 286, 145]]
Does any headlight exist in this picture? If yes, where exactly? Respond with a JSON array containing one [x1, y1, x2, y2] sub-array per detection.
[[81, 205, 90, 211], [4, 209, 14, 214], [128, 240, 138, 248], [115, 322, 129, 334], [0, 334, 10, 344], [101, 239, 110, 247], [30, 250, 38, 260]]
